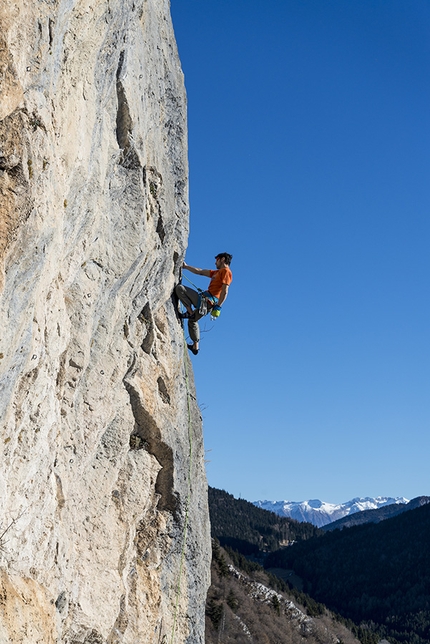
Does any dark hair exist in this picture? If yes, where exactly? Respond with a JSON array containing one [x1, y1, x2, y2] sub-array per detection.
[[216, 252, 233, 266]]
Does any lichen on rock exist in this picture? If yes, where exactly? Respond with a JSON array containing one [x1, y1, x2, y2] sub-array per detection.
[[0, 0, 210, 642]]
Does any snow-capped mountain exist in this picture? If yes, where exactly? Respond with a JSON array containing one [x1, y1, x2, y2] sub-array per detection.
[[253, 497, 409, 528]]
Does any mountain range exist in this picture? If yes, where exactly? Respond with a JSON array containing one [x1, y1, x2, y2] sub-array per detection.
[[209, 487, 430, 644], [253, 496, 409, 527], [324, 495, 430, 531]]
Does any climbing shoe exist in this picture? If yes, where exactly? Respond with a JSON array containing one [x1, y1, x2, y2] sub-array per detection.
[[187, 344, 199, 355], [179, 311, 193, 319]]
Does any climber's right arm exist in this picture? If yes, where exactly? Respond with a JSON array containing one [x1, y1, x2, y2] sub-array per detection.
[[182, 263, 211, 278]]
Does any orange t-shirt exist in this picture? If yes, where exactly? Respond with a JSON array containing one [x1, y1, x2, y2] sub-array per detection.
[[208, 267, 233, 299]]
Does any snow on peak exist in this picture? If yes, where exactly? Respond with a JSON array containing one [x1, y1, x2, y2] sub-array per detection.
[[253, 496, 409, 528]]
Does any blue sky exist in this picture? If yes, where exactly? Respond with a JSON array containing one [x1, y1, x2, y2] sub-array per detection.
[[170, 0, 430, 504]]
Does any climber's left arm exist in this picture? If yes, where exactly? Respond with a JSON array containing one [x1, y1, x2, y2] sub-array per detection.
[[217, 284, 229, 307]]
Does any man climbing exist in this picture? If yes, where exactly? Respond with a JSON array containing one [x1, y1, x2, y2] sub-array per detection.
[[175, 252, 233, 355]]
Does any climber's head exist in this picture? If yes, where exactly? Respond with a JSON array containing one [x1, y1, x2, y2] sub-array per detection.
[[215, 252, 233, 267]]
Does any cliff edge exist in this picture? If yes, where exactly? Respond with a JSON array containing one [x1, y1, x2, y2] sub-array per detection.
[[0, 0, 211, 642]]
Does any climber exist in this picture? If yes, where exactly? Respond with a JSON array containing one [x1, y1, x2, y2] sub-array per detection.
[[175, 252, 233, 355]]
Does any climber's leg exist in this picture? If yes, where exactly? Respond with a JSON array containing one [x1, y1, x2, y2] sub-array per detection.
[[176, 284, 202, 354], [175, 284, 199, 315]]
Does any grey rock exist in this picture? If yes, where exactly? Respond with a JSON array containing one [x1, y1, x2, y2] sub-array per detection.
[[0, 0, 210, 642]]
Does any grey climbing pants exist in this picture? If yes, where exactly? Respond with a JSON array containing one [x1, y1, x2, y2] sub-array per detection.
[[175, 284, 206, 343]]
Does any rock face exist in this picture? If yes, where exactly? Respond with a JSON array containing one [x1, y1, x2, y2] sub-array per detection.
[[0, 1, 211, 642]]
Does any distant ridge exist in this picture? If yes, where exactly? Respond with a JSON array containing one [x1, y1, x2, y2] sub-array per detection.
[[324, 495, 430, 531], [254, 496, 409, 527]]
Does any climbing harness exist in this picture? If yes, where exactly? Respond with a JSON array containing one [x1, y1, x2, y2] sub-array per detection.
[[169, 339, 194, 644], [181, 274, 219, 318]]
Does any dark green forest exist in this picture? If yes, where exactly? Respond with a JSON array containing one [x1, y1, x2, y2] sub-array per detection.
[[208, 486, 320, 554], [266, 503, 430, 644]]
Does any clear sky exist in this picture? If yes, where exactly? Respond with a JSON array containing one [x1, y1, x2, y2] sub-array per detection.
[[170, 0, 430, 505]]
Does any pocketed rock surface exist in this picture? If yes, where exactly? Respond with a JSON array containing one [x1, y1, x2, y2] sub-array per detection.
[[0, 0, 211, 642]]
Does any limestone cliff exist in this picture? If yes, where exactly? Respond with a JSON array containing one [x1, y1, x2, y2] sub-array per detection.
[[0, 0, 211, 642]]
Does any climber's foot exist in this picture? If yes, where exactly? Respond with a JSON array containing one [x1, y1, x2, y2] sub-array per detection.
[[187, 343, 199, 355]]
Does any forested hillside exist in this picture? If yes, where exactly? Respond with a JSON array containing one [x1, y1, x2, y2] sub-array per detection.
[[266, 502, 430, 644], [208, 487, 320, 555], [208, 488, 379, 643], [205, 540, 362, 644]]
